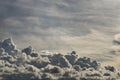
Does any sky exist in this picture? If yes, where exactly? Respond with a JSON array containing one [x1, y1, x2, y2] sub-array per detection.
[[1, 0, 120, 66]]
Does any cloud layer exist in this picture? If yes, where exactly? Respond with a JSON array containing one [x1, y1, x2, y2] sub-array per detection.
[[1, 1, 120, 79], [1, 0, 120, 63], [0, 38, 120, 80]]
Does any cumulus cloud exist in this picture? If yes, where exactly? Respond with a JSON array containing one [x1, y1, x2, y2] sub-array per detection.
[[1, 0, 120, 79], [0, 38, 120, 80]]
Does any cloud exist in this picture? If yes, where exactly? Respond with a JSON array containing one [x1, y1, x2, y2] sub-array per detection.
[[101, 33, 120, 68], [113, 33, 120, 45], [0, 0, 120, 53], [1, 0, 120, 71], [1, 0, 120, 79], [0, 38, 120, 80]]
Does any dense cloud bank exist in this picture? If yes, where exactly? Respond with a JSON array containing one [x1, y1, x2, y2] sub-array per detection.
[[0, 38, 120, 80]]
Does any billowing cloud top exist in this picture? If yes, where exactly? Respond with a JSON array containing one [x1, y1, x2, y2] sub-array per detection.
[[0, 38, 120, 80]]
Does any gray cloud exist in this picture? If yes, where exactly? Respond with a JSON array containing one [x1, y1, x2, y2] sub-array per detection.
[[0, 38, 120, 80], [1, 0, 120, 79], [0, 0, 120, 54]]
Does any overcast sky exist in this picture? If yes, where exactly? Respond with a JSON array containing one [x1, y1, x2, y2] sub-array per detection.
[[1, 0, 120, 62]]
